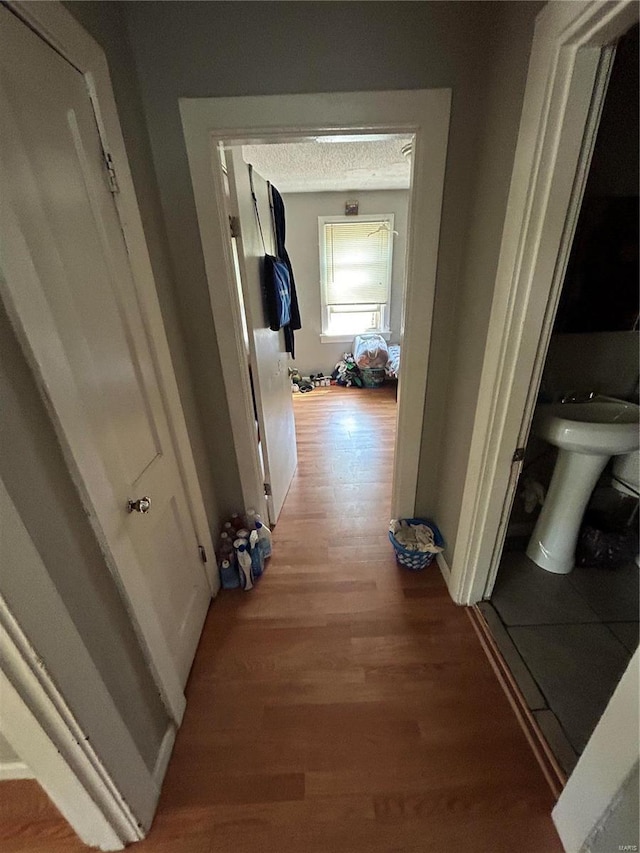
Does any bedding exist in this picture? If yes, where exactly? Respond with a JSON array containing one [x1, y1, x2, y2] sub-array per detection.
[[386, 345, 401, 379], [353, 334, 389, 369]]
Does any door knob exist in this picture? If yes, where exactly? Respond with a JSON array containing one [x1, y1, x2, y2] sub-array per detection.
[[127, 496, 151, 514]]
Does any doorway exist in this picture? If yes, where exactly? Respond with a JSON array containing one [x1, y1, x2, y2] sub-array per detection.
[[221, 135, 412, 526], [180, 88, 451, 532], [480, 23, 639, 777]]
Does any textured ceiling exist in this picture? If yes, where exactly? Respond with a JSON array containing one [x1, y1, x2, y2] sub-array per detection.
[[242, 135, 413, 193]]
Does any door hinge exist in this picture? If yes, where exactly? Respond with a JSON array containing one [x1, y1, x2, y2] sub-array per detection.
[[198, 545, 208, 564], [264, 482, 272, 496], [104, 152, 119, 194], [512, 447, 526, 463], [229, 215, 240, 239]]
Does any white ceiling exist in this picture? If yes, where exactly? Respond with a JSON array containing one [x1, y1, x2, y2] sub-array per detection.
[[242, 135, 413, 194]]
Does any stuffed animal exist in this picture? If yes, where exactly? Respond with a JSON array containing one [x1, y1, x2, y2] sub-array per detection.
[[288, 367, 313, 393]]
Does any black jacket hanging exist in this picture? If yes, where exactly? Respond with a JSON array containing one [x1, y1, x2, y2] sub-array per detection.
[[269, 184, 301, 357], [249, 164, 292, 331]]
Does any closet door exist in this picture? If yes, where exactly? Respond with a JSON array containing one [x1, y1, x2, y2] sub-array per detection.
[[0, 5, 211, 692]]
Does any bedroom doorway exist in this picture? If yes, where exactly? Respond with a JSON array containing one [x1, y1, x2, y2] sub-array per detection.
[[222, 135, 412, 526], [181, 89, 451, 529]]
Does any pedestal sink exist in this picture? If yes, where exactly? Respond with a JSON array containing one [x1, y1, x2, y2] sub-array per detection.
[[526, 396, 640, 574]]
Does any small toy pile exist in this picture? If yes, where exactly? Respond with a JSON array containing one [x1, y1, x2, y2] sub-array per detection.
[[217, 509, 272, 591], [288, 367, 313, 393], [332, 353, 363, 387]]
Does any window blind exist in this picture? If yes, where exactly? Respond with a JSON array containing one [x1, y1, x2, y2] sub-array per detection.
[[322, 220, 392, 306]]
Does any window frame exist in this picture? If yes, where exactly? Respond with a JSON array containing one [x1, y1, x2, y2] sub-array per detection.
[[318, 214, 394, 341]]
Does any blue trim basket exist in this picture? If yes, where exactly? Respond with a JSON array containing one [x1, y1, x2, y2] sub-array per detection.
[[389, 518, 444, 571]]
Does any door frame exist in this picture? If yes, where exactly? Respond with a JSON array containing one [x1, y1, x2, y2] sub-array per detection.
[[448, 0, 639, 606], [0, 478, 154, 850], [180, 89, 451, 522], [3, 1, 217, 722]]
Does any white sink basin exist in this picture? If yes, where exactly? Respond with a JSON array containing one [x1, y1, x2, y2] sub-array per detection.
[[534, 397, 640, 455], [527, 396, 639, 575]]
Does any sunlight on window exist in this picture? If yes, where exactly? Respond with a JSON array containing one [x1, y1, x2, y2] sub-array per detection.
[[327, 309, 381, 335]]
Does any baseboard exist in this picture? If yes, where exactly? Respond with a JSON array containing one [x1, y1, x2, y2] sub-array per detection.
[[0, 760, 34, 781], [466, 605, 566, 799], [152, 724, 176, 792], [436, 552, 451, 585]]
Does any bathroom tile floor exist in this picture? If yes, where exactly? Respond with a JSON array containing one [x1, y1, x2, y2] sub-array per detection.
[[484, 550, 639, 772]]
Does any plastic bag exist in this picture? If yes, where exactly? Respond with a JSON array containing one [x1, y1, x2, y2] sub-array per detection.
[[353, 334, 389, 369], [576, 524, 638, 569]]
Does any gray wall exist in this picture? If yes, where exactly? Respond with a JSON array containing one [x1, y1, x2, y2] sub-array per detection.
[[0, 300, 168, 775], [281, 190, 409, 376], [415, 1, 542, 558], [120, 0, 540, 561], [65, 1, 229, 525]]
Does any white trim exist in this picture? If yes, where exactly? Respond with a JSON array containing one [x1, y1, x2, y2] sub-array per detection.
[[552, 649, 639, 852], [435, 552, 451, 587], [449, 0, 639, 606], [0, 761, 34, 781], [152, 725, 177, 789], [180, 89, 451, 520], [320, 331, 392, 344], [0, 479, 144, 850], [0, 670, 127, 852]]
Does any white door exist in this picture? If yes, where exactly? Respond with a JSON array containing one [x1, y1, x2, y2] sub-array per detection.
[[226, 150, 297, 523], [0, 8, 210, 687]]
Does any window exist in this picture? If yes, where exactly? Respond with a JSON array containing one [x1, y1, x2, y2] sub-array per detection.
[[319, 215, 394, 338]]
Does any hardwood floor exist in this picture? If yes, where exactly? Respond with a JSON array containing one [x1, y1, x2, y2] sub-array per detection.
[[1, 385, 562, 852]]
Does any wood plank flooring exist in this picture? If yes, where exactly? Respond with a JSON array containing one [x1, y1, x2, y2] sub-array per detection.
[[1, 385, 562, 852]]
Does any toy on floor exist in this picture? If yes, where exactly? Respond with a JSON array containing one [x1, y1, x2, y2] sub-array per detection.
[[288, 367, 313, 393]]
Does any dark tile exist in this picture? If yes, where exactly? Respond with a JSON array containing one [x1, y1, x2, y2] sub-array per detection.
[[606, 622, 639, 654], [508, 624, 630, 754], [533, 709, 578, 777], [567, 563, 640, 622], [492, 552, 600, 626], [477, 602, 546, 710]]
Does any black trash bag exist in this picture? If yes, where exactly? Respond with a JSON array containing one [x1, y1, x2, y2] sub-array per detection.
[[575, 510, 638, 569]]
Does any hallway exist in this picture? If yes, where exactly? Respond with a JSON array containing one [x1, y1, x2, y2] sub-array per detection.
[[1, 386, 562, 852]]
